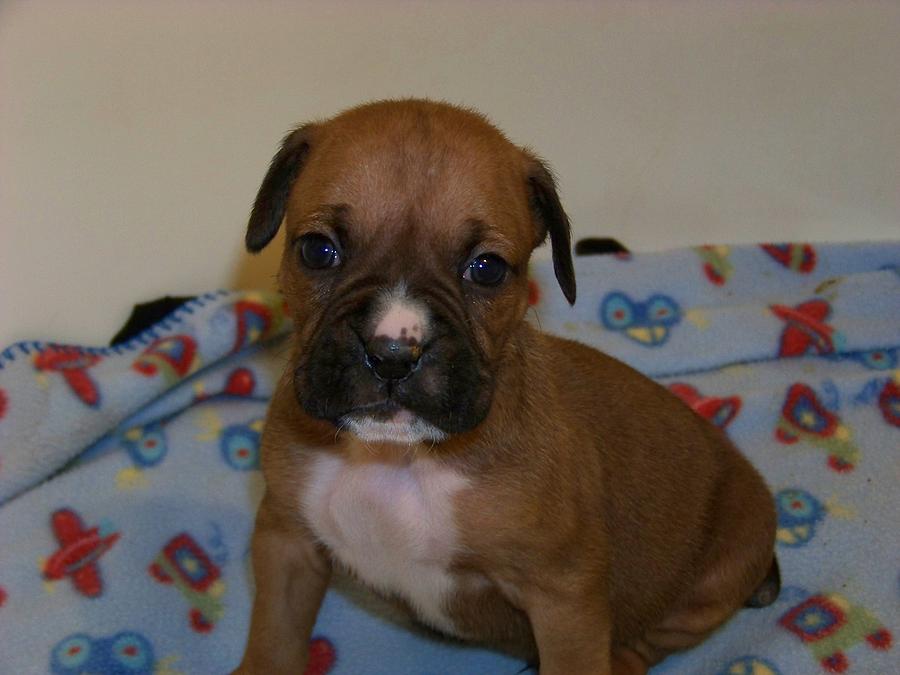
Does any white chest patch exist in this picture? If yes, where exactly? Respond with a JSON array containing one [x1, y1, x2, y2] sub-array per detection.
[[302, 453, 469, 635]]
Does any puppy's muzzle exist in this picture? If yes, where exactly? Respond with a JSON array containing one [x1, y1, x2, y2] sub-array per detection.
[[295, 281, 494, 438]]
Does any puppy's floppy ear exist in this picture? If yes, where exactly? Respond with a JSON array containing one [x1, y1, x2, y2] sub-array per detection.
[[246, 124, 317, 252], [525, 153, 576, 305]]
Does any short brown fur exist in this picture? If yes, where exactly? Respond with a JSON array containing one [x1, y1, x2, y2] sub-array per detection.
[[234, 99, 777, 675]]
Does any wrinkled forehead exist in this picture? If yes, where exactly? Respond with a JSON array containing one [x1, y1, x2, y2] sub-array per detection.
[[286, 119, 534, 257]]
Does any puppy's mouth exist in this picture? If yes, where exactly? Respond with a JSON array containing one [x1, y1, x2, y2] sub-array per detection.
[[340, 402, 447, 445]]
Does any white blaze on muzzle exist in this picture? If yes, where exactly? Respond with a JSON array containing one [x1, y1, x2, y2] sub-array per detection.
[[371, 283, 429, 346]]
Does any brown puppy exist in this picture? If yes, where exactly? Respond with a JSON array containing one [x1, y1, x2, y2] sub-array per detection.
[[234, 100, 778, 675]]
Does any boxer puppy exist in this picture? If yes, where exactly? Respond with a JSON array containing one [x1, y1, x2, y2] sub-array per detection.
[[234, 100, 778, 675]]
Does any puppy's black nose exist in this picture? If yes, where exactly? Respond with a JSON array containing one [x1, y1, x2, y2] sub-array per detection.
[[364, 336, 421, 381]]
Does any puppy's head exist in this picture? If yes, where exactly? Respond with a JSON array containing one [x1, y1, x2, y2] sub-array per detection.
[[247, 100, 574, 444]]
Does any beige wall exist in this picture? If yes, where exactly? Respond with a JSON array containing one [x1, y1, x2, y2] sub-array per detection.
[[2, 0, 898, 346]]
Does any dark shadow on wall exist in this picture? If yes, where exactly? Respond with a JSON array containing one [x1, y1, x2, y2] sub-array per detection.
[[229, 227, 285, 293]]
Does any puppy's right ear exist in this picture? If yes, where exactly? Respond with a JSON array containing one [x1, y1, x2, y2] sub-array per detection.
[[246, 124, 316, 252]]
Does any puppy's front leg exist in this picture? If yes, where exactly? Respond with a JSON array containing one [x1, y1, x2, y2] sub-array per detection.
[[524, 584, 614, 675], [234, 492, 331, 675]]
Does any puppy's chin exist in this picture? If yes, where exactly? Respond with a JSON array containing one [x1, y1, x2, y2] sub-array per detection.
[[343, 409, 447, 445]]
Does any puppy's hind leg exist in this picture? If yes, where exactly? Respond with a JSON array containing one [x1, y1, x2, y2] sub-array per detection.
[[611, 647, 649, 675], [744, 556, 781, 608], [631, 458, 777, 666]]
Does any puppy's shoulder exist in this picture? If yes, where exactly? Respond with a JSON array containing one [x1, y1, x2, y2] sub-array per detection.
[[528, 330, 702, 427], [532, 330, 648, 386]]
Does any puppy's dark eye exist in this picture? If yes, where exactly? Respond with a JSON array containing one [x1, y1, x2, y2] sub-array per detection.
[[298, 233, 341, 270], [464, 254, 508, 286]]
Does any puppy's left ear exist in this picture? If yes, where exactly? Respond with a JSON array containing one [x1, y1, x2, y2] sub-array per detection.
[[246, 124, 317, 252], [525, 153, 576, 305]]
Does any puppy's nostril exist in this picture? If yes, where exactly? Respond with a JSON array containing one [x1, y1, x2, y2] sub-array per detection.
[[364, 336, 421, 381]]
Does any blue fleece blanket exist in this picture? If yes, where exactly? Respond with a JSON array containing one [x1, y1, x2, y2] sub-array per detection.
[[0, 242, 897, 675]]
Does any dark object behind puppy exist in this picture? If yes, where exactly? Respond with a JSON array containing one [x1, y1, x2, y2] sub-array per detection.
[[234, 100, 777, 675]]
